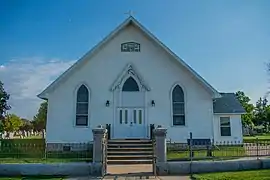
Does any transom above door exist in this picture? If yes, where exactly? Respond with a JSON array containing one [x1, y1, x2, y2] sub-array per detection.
[[113, 108, 146, 139]]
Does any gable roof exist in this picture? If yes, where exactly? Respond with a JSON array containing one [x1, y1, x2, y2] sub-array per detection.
[[38, 16, 221, 99], [213, 93, 246, 114]]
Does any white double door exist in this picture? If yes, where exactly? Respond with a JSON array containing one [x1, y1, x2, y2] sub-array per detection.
[[114, 108, 146, 139]]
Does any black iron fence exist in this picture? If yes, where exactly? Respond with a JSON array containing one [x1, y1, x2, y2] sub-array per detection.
[[0, 139, 92, 163], [167, 137, 270, 161]]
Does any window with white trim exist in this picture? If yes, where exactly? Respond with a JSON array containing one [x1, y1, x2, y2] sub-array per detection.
[[220, 117, 231, 136], [172, 85, 185, 126], [76, 85, 89, 126]]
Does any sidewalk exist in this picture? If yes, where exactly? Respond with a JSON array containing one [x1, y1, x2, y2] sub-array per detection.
[[66, 164, 191, 179], [66, 175, 191, 179]]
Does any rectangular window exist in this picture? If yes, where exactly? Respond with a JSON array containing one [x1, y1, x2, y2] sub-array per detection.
[[133, 110, 137, 124], [125, 110, 128, 124], [119, 110, 122, 124], [220, 117, 231, 136], [76, 115, 88, 126], [173, 115, 185, 126], [138, 110, 142, 124]]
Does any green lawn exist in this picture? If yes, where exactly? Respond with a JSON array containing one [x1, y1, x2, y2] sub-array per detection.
[[0, 176, 65, 179], [244, 134, 270, 144], [167, 146, 246, 161], [192, 169, 270, 180], [244, 134, 270, 140], [22, 136, 43, 139]]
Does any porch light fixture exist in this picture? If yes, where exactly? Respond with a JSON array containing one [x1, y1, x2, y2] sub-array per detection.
[[106, 100, 110, 107], [151, 100, 155, 107]]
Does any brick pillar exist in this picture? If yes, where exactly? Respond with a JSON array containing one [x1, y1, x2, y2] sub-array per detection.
[[153, 126, 167, 162], [92, 125, 107, 163]]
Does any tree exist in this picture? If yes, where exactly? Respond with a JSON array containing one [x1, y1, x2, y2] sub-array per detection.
[[0, 81, 10, 120], [19, 118, 33, 131], [235, 91, 254, 127], [32, 101, 47, 131], [2, 113, 23, 132], [254, 97, 268, 127]]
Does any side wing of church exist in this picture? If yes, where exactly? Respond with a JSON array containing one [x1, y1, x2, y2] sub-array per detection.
[[38, 16, 245, 148]]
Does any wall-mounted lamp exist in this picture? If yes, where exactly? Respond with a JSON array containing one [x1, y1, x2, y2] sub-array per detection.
[[106, 100, 110, 107], [151, 100, 155, 107]]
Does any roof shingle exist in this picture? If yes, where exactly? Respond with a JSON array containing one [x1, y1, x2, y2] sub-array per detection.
[[213, 93, 246, 114]]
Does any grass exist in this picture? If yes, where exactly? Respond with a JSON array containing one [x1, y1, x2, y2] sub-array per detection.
[[244, 134, 270, 141], [0, 176, 65, 179], [244, 134, 270, 140], [0, 139, 92, 163], [22, 136, 43, 139], [167, 146, 246, 161], [192, 169, 270, 180], [244, 134, 270, 144]]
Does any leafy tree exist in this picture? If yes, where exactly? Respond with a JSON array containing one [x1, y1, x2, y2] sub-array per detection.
[[19, 118, 33, 131], [32, 101, 47, 131], [235, 91, 254, 127], [0, 81, 10, 120], [2, 113, 23, 132], [254, 97, 268, 127]]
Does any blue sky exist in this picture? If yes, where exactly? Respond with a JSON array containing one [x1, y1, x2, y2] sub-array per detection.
[[0, 0, 270, 119]]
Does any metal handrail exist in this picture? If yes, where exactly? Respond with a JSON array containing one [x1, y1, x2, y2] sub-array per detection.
[[101, 132, 108, 177], [152, 129, 157, 177]]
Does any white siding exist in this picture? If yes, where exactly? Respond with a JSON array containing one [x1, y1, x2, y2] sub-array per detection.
[[213, 114, 243, 144], [46, 24, 214, 143]]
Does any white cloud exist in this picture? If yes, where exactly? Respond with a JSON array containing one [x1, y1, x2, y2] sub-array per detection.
[[0, 65, 5, 70], [0, 57, 75, 119]]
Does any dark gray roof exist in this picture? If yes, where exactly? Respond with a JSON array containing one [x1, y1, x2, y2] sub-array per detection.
[[213, 93, 246, 114]]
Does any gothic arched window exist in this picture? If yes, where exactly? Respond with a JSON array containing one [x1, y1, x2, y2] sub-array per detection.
[[76, 85, 89, 126], [172, 85, 185, 126], [122, 77, 139, 92]]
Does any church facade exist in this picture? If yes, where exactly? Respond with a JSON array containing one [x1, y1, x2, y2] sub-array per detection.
[[38, 17, 245, 146]]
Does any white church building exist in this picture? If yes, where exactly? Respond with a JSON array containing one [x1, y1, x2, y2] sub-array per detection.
[[38, 16, 245, 146]]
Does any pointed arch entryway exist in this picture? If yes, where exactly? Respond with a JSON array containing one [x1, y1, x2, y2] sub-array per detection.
[[111, 64, 150, 139]]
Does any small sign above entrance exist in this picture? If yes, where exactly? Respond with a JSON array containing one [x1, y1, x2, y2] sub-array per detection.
[[121, 42, 140, 52]]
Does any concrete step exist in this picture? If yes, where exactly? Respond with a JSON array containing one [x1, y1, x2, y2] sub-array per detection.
[[107, 151, 153, 155], [106, 139, 154, 165], [108, 139, 152, 143], [107, 147, 153, 151], [107, 154, 153, 160], [107, 159, 153, 164], [107, 144, 152, 148]]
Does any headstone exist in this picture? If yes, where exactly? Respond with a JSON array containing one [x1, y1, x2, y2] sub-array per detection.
[[23, 130, 26, 137], [42, 129, 46, 138], [9, 132, 14, 139]]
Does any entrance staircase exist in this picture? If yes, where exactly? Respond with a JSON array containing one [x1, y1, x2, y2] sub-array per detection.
[[107, 139, 154, 164]]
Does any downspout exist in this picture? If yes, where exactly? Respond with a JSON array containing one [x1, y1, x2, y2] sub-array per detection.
[[211, 99, 215, 144]]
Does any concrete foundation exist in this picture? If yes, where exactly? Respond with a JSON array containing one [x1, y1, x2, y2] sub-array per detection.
[[0, 163, 101, 176], [157, 158, 270, 175]]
